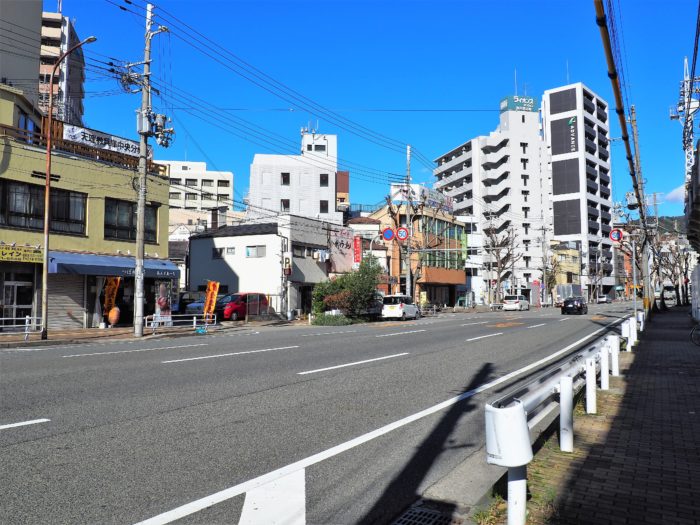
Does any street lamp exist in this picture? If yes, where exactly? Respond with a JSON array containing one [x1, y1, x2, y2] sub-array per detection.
[[40, 36, 97, 340]]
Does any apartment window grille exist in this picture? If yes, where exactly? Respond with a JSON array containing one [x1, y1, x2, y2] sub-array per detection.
[[201, 180, 213, 187], [217, 180, 230, 188]]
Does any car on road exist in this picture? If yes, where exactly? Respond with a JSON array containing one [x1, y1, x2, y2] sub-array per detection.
[[596, 295, 610, 304], [561, 296, 588, 315], [222, 292, 269, 320], [502, 295, 530, 311], [382, 294, 420, 320]]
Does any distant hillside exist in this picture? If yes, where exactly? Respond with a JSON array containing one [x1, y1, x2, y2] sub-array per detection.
[[624, 216, 686, 234]]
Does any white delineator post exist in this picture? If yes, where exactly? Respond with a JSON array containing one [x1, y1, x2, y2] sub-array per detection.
[[559, 375, 574, 452], [585, 357, 597, 414], [608, 334, 620, 376]]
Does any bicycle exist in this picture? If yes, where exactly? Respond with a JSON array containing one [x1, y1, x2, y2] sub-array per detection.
[[690, 323, 700, 346]]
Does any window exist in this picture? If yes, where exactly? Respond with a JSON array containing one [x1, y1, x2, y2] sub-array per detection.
[[520, 142, 528, 154], [281, 199, 290, 212], [293, 244, 304, 257], [521, 158, 529, 170], [202, 193, 215, 201], [185, 193, 198, 202], [182, 165, 189, 170], [521, 174, 529, 187], [104, 198, 158, 242], [0, 180, 86, 234], [185, 179, 197, 187], [319, 200, 329, 214], [521, 115, 525, 123], [169, 192, 181, 200], [217, 180, 230, 188], [226, 247, 235, 255], [320, 173, 329, 187], [212, 248, 224, 259], [246, 245, 266, 258], [559, 254, 567, 262], [201, 180, 213, 187], [314, 144, 326, 152], [307, 144, 312, 151], [217, 194, 229, 202], [169, 178, 181, 185], [281, 172, 290, 185], [522, 190, 529, 202]]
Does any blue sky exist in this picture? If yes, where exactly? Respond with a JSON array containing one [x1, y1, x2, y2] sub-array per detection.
[[54, 0, 696, 217]]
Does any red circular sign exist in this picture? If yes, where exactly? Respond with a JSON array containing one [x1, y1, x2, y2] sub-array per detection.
[[396, 227, 409, 241], [609, 228, 623, 243]]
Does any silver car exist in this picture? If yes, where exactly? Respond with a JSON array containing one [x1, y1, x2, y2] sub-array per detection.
[[382, 295, 420, 320]]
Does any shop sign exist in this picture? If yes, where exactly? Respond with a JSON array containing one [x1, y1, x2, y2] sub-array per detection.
[[0, 245, 43, 264], [103, 277, 121, 316], [63, 124, 149, 158], [203, 280, 220, 321], [154, 280, 173, 326], [353, 236, 362, 264]]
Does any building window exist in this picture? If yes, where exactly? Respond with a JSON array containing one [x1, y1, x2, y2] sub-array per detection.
[[185, 179, 197, 187], [319, 200, 329, 214], [217, 180, 230, 188], [169, 192, 181, 200], [521, 158, 529, 170], [520, 142, 528, 154], [185, 193, 198, 202], [521, 174, 529, 187], [320, 173, 329, 187], [226, 247, 235, 255], [169, 178, 181, 185], [281, 199, 290, 212], [212, 247, 224, 259], [522, 115, 525, 123], [281, 172, 290, 185], [201, 180, 213, 187], [307, 144, 312, 151], [246, 245, 266, 258], [0, 180, 86, 234], [217, 194, 229, 202], [202, 193, 215, 201], [182, 165, 189, 170], [314, 144, 326, 152], [104, 198, 157, 242], [292, 244, 305, 257]]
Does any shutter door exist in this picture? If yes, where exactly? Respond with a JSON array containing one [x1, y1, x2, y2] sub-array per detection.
[[48, 275, 85, 330]]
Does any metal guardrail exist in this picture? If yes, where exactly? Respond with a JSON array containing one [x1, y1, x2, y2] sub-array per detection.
[[145, 313, 217, 335], [484, 312, 642, 525], [0, 316, 42, 341]]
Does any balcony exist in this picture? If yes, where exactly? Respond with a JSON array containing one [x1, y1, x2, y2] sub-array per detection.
[[585, 138, 597, 154], [436, 152, 470, 174], [599, 171, 611, 185], [481, 137, 509, 154], [598, 148, 610, 161], [601, 210, 612, 222], [601, 224, 612, 236], [588, 206, 600, 218], [598, 134, 609, 147], [597, 108, 608, 122], [587, 179, 599, 194], [584, 120, 596, 139], [583, 98, 595, 114], [588, 220, 600, 232], [600, 185, 611, 198], [586, 164, 598, 179]]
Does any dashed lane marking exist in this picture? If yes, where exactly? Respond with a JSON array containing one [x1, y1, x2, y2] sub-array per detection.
[[297, 353, 409, 375], [162, 346, 300, 364], [375, 330, 426, 338], [0, 418, 50, 430], [466, 333, 503, 342]]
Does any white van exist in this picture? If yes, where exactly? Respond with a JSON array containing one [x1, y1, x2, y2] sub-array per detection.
[[503, 295, 530, 311], [381, 295, 420, 320]]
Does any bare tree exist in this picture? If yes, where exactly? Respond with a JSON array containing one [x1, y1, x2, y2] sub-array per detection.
[[484, 227, 523, 303]]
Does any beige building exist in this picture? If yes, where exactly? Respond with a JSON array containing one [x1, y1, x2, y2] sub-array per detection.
[[0, 85, 175, 329]]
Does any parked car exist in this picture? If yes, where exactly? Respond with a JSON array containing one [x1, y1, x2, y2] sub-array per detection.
[[382, 294, 420, 320], [503, 295, 530, 311], [222, 293, 269, 320], [172, 291, 206, 314], [596, 295, 610, 304], [185, 293, 228, 319], [561, 296, 588, 315]]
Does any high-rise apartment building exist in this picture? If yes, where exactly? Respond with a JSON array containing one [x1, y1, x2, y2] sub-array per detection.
[[541, 83, 614, 298], [38, 11, 87, 125], [246, 131, 346, 225], [433, 96, 547, 303], [162, 160, 234, 231]]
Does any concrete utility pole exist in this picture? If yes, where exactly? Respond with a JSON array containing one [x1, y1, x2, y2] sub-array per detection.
[[134, 4, 170, 337], [405, 144, 412, 298]]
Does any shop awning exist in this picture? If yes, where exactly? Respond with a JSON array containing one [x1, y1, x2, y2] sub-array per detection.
[[48, 251, 180, 279]]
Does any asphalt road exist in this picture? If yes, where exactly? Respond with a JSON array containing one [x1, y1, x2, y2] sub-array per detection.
[[0, 302, 632, 524]]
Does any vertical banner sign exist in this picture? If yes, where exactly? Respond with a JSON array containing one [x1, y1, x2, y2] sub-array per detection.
[[353, 236, 362, 264], [203, 281, 220, 322], [461, 233, 468, 261], [103, 277, 121, 317], [155, 280, 173, 326]]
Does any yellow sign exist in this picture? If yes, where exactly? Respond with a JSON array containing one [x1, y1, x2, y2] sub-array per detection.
[[103, 277, 121, 315], [0, 245, 43, 264]]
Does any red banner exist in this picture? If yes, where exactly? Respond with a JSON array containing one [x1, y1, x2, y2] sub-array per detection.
[[203, 281, 220, 322], [353, 236, 362, 264]]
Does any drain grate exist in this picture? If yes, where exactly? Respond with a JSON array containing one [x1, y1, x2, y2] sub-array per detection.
[[392, 506, 464, 525]]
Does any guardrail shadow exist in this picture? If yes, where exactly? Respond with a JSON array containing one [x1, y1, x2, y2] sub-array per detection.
[[359, 363, 494, 524]]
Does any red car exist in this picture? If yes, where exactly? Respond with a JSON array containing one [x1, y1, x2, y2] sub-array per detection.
[[222, 293, 269, 320]]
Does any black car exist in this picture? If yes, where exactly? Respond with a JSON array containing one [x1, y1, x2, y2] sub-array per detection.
[[561, 296, 588, 315]]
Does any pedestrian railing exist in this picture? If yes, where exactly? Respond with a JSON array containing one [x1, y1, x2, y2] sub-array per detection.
[[145, 313, 217, 335], [0, 316, 42, 341], [484, 312, 642, 525]]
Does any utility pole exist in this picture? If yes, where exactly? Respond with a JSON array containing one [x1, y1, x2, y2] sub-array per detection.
[[132, 4, 172, 337], [541, 223, 548, 306], [405, 144, 412, 298]]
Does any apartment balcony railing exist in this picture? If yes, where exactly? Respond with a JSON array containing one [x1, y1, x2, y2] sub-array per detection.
[[600, 185, 611, 198], [599, 148, 610, 161], [586, 164, 598, 179], [583, 97, 595, 113], [588, 206, 600, 218], [435, 154, 470, 174], [599, 171, 611, 185], [587, 179, 599, 194], [588, 220, 600, 232], [601, 210, 612, 221], [597, 108, 608, 122]]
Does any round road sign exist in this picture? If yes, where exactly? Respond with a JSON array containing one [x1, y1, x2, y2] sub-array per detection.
[[396, 227, 409, 241], [609, 228, 623, 243], [382, 228, 395, 241]]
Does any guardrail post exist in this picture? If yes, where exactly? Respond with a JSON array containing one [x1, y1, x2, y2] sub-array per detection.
[[630, 316, 638, 346], [637, 310, 645, 332], [608, 334, 620, 376], [621, 319, 631, 351], [508, 465, 527, 525], [24, 315, 31, 342], [193, 316, 197, 329], [600, 342, 609, 391], [559, 375, 574, 452], [585, 357, 597, 414]]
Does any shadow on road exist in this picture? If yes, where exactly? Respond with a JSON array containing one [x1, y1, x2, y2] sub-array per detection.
[[359, 363, 494, 524]]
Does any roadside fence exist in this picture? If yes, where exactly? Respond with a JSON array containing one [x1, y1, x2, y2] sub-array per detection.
[[484, 311, 642, 525], [0, 316, 42, 342], [145, 313, 217, 335]]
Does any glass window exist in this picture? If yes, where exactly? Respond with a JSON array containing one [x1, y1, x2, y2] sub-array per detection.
[[169, 192, 181, 200], [201, 180, 213, 187], [320, 173, 329, 187], [104, 198, 157, 242], [185, 179, 197, 187], [319, 200, 329, 214], [226, 247, 235, 255], [212, 248, 224, 259], [281, 172, 290, 185], [246, 245, 266, 258], [281, 199, 290, 212], [217, 180, 230, 188], [314, 144, 326, 152]]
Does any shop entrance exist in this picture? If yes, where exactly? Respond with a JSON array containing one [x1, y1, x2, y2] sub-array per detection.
[[2, 280, 34, 327]]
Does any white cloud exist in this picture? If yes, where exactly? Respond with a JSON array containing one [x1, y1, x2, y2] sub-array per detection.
[[666, 184, 686, 204]]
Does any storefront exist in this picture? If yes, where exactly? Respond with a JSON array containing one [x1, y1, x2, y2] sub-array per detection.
[[0, 245, 42, 330]]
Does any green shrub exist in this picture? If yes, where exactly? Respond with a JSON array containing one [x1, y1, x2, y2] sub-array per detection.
[[312, 258, 382, 317], [312, 313, 354, 326]]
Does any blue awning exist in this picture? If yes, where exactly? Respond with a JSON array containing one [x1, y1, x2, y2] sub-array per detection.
[[48, 251, 180, 279]]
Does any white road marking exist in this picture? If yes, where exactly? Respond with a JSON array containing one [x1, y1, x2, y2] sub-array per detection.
[[0, 418, 50, 430], [239, 468, 305, 525], [461, 322, 488, 326], [162, 345, 300, 364], [375, 329, 426, 338], [62, 343, 208, 358], [301, 330, 357, 337], [297, 353, 409, 375], [134, 317, 627, 525], [527, 323, 547, 329], [559, 318, 570, 322], [466, 333, 503, 342]]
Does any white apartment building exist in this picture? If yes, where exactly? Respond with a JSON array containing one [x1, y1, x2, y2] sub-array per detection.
[[541, 83, 614, 298], [161, 160, 234, 232], [246, 131, 346, 225], [433, 96, 548, 303], [39, 11, 87, 125]]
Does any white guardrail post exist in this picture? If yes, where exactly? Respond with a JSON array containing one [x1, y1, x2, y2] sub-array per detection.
[[585, 357, 597, 414], [485, 401, 533, 525], [630, 315, 638, 346], [600, 342, 609, 391], [621, 319, 631, 351], [608, 334, 620, 377], [637, 310, 645, 332], [24, 315, 31, 342], [559, 375, 574, 452]]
